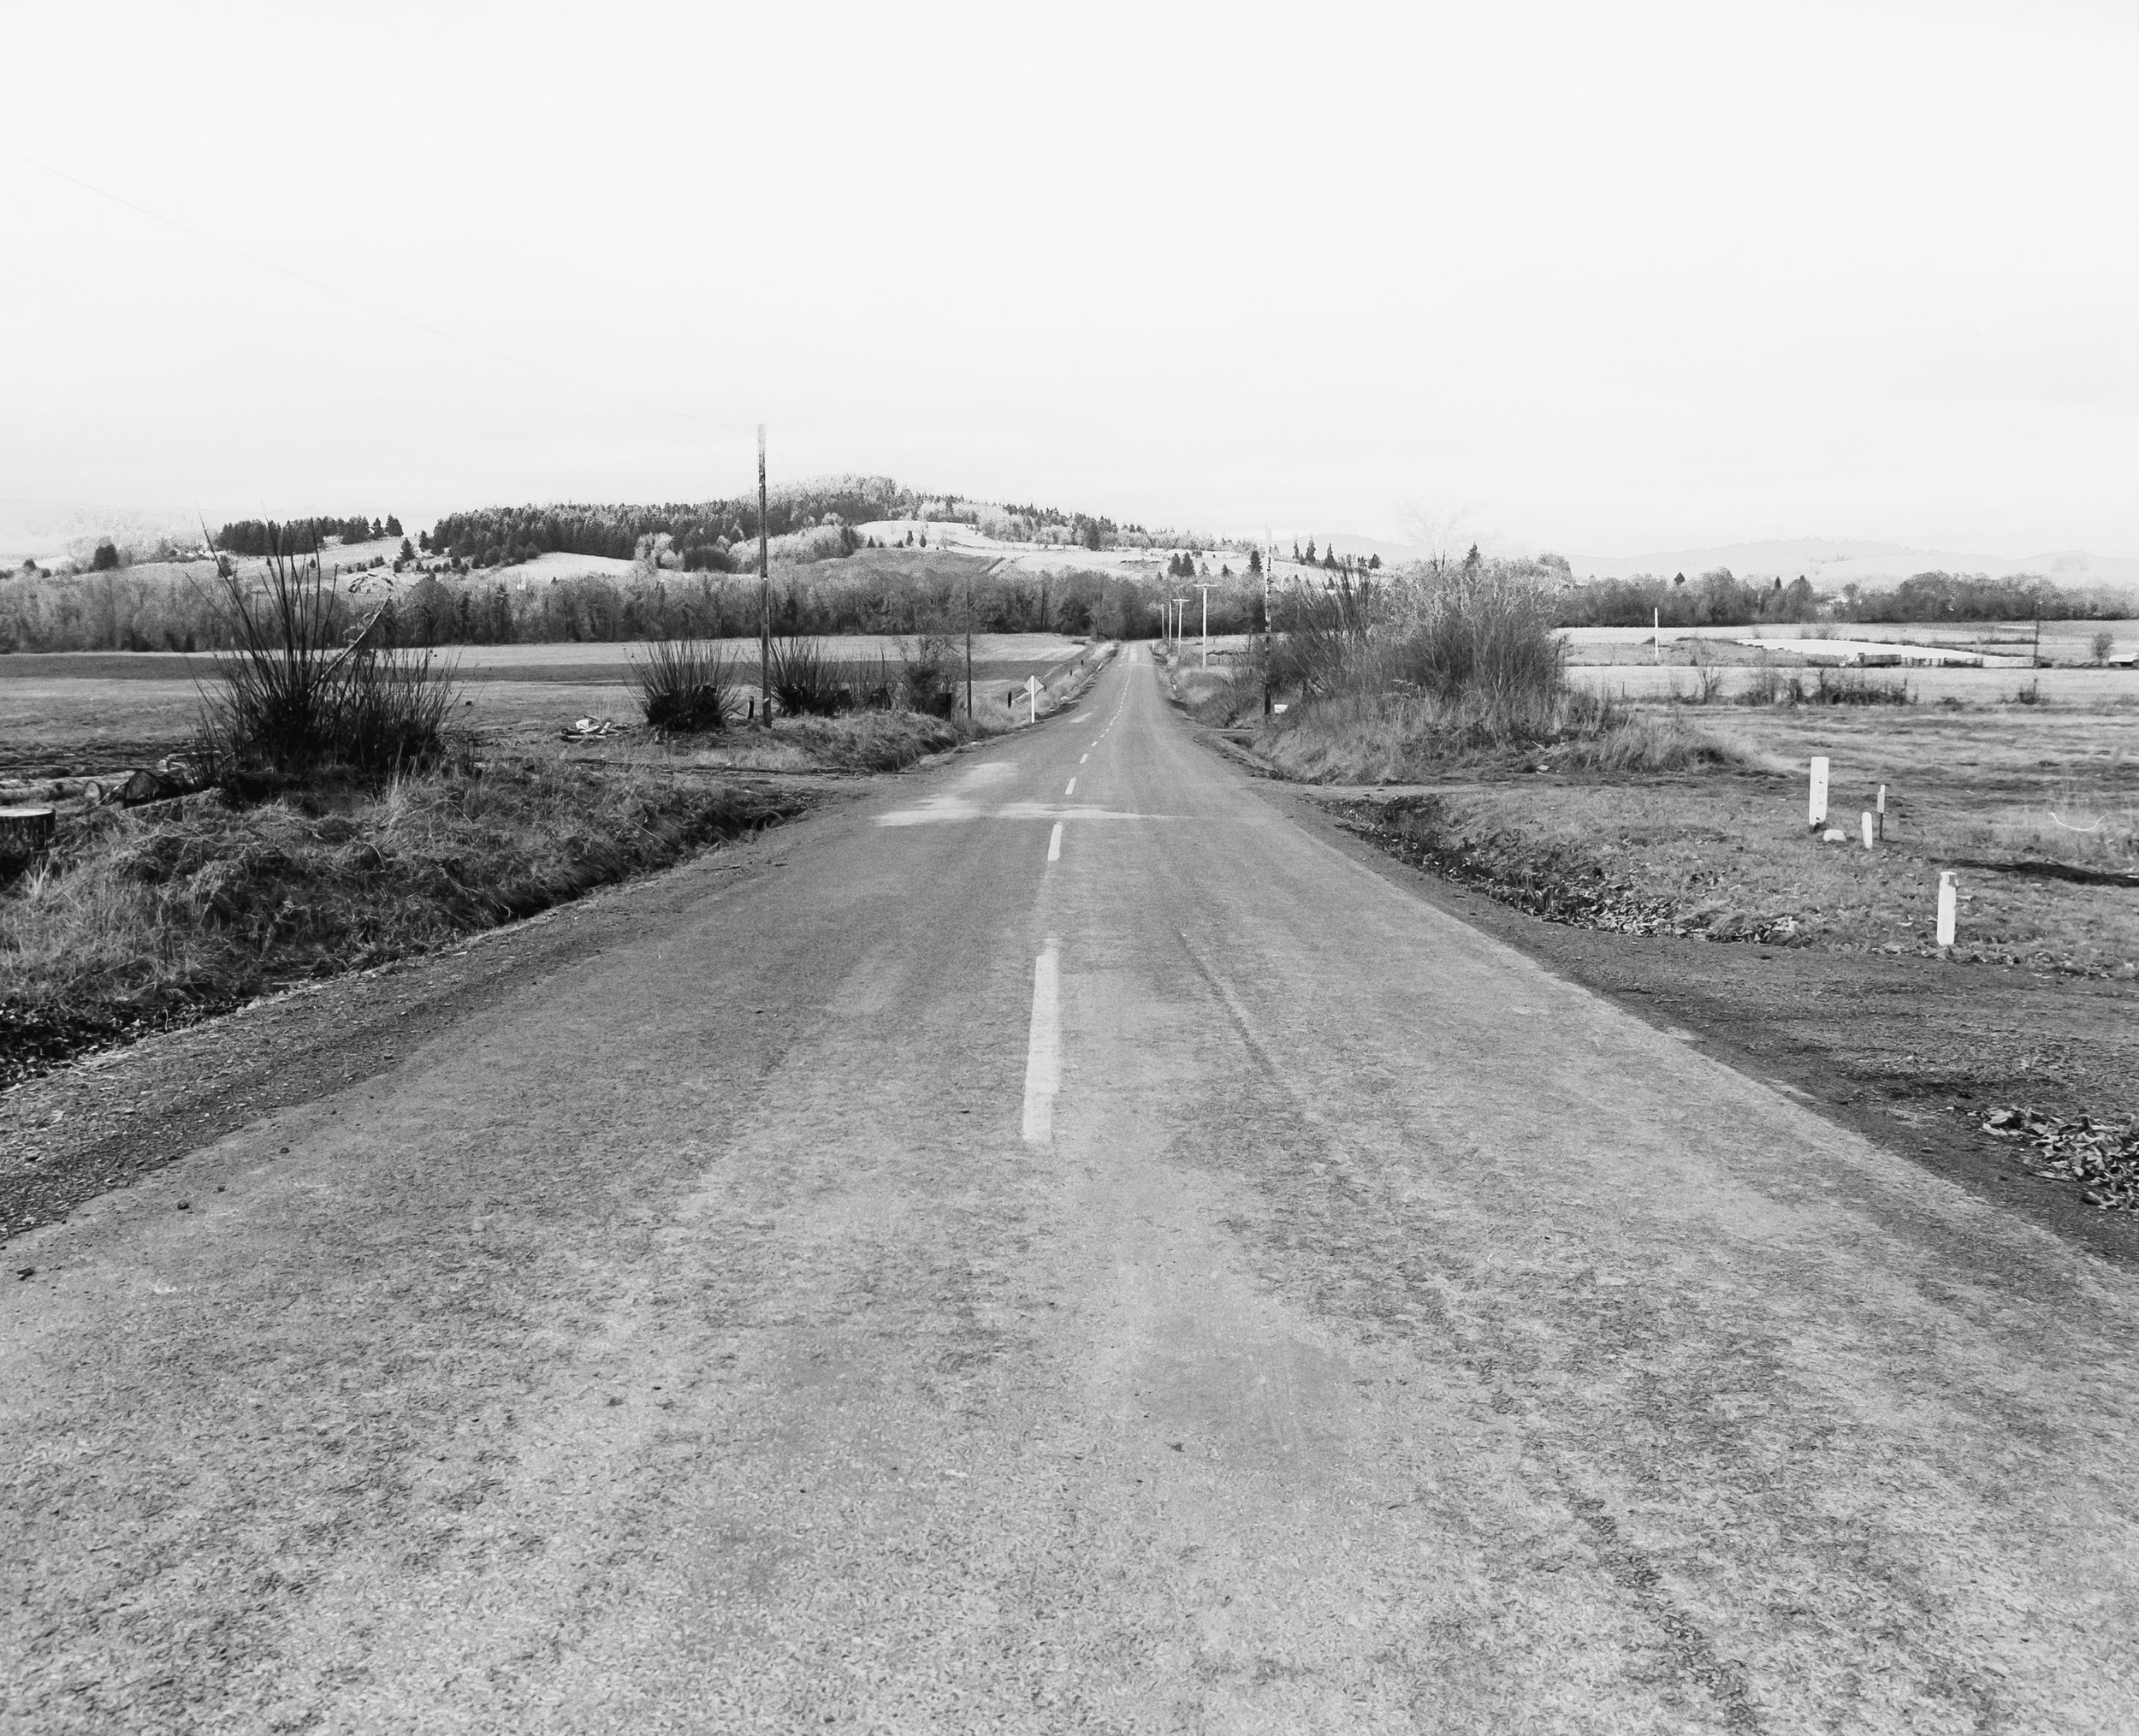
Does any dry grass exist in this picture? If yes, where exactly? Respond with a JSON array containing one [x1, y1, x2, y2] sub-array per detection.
[[0, 762, 803, 1083], [1257, 689, 1751, 782], [1343, 767, 2139, 976]]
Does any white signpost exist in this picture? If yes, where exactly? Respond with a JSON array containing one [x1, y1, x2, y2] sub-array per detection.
[[1026, 676, 1041, 725], [1809, 756, 1829, 828]]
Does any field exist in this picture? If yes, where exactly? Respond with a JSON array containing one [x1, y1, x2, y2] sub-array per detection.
[[0, 635, 1097, 778]]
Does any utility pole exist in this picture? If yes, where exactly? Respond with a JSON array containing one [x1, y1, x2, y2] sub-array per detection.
[[1262, 544, 1274, 715], [964, 568, 974, 718], [1195, 581, 1215, 668], [1171, 597, 1188, 652], [757, 424, 771, 727]]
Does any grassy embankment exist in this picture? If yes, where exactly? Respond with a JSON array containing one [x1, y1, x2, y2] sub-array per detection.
[[0, 763, 805, 1087]]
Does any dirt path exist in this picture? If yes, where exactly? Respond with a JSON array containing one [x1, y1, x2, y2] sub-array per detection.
[[7, 649, 2139, 1730]]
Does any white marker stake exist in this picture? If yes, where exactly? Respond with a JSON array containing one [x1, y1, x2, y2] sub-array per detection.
[[1022, 939, 1061, 1146], [1877, 783, 1887, 842], [1862, 811, 1875, 849], [1809, 756, 1829, 828], [1936, 871, 1958, 949], [1047, 821, 1064, 862], [1027, 677, 1041, 724]]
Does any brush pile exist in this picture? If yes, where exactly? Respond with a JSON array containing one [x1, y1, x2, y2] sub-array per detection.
[[1980, 1105, 2139, 1210]]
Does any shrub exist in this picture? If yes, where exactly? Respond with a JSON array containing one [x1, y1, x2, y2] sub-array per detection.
[[90, 541, 121, 572], [899, 633, 960, 717], [769, 635, 850, 716], [629, 637, 742, 732], [199, 541, 459, 774]]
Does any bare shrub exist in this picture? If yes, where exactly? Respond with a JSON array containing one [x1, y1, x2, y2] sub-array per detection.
[[198, 539, 457, 774], [630, 637, 743, 732], [768, 635, 851, 716]]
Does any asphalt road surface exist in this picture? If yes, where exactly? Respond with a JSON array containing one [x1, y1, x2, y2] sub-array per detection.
[[8, 648, 2139, 1732]]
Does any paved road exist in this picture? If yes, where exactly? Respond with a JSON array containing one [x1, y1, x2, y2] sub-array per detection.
[[8, 648, 2139, 1732]]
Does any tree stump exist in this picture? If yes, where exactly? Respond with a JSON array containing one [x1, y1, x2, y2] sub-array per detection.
[[0, 806, 56, 855]]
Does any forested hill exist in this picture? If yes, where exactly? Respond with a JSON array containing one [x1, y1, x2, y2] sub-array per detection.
[[428, 479, 944, 569], [424, 481, 1130, 568]]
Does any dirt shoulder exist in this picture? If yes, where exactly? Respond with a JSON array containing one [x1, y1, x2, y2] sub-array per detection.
[[1220, 751, 2139, 1269]]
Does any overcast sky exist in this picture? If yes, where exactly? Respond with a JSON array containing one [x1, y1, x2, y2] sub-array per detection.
[[4, 0, 2134, 556]]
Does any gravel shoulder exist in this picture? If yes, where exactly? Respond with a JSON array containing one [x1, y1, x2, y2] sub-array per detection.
[[1219, 761, 2139, 1268]]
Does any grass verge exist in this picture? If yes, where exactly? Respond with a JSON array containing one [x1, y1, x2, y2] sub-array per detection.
[[1258, 691, 1752, 781], [1333, 779, 2139, 975], [0, 761, 806, 1087]]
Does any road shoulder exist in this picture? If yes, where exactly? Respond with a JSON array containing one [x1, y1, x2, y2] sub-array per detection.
[[1214, 738, 2139, 1271]]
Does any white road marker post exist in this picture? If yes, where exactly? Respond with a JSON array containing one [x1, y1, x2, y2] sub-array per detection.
[[1809, 756, 1829, 830], [1936, 870, 1958, 950], [1027, 676, 1041, 725], [1877, 783, 1887, 843], [1862, 811, 1875, 849]]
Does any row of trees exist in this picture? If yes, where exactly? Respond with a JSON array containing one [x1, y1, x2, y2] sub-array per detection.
[[0, 557, 1207, 653], [1549, 567, 2123, 628], [5, 549, 2123, 657], [1552, 570, 1822, 628], [214, 516, 401, 555]]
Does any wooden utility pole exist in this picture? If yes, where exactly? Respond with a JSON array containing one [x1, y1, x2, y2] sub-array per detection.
[[1262, 543, 1273, 715], [1195, 581, 1216, 668], [964, 569, 974, 717], [757, 424, 771, 726]]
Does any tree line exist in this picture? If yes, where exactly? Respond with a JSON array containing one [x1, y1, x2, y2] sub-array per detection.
[[214, 516, 402, 555], [1548, 567, 2124, 629]]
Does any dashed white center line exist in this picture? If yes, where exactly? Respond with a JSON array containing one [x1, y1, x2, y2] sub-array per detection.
[[1021, 939, 1061, 1146], [1079, 754, 1088, 764], [1046, 821, 1064, 862], [1064, 778, 1076, 796]]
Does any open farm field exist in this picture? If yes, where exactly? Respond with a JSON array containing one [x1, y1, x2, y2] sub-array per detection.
[[0, 636, 1099, 777], [1572, 663, 2139, 704], [1563, 619, 2139, 655]]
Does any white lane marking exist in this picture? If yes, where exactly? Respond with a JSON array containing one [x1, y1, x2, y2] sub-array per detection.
[[1022, 939, 1061, 1146], [1064, 778, 1076, 796], [1079, 754, 1088, 764], [879, 803, 1164, 827], [1047, 821, 1064, 861]]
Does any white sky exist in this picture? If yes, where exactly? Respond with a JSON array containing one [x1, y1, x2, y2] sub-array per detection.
[[3, 0, 2134, 557]]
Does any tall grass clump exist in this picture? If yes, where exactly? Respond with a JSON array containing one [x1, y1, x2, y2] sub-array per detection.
[[767, 634, 841, 715], [198, 537, 458, 774], [630, 637, 742, 732]]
